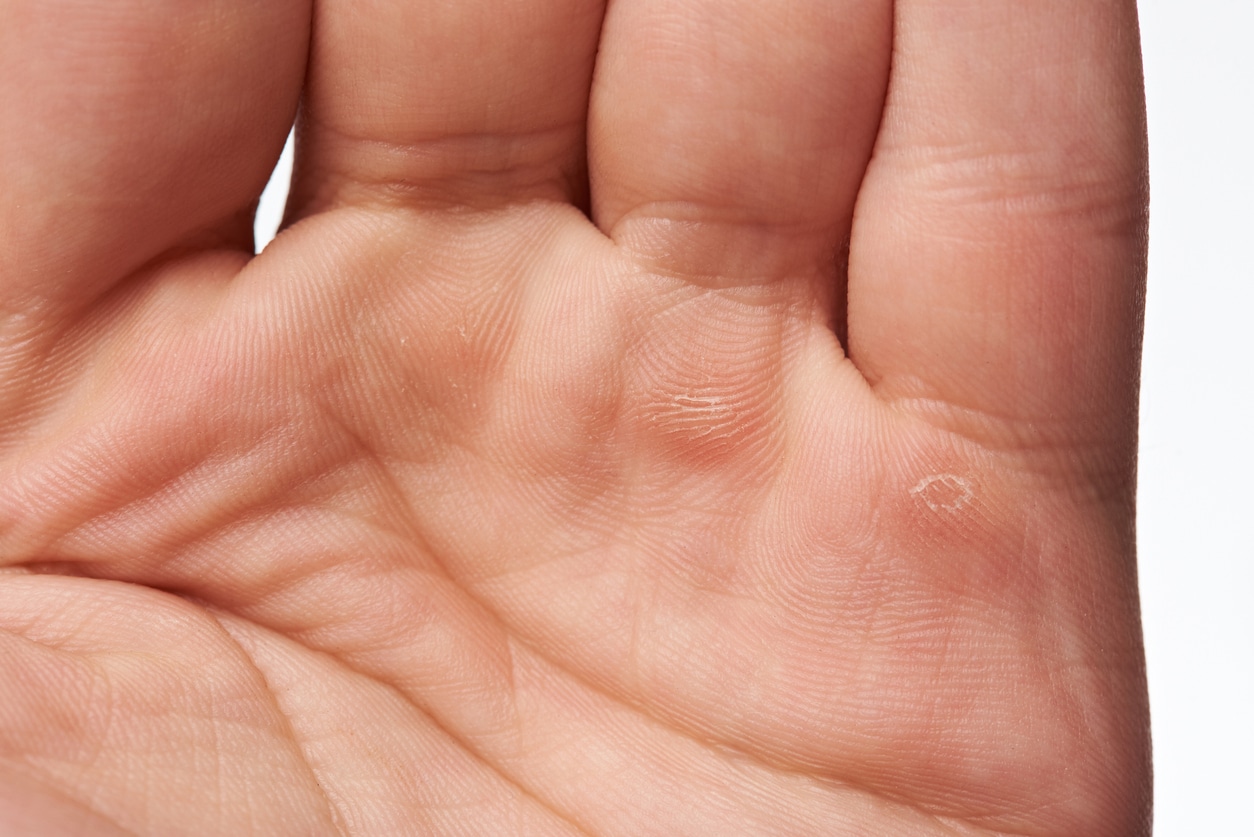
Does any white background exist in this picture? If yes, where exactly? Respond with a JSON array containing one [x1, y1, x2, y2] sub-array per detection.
[[1137, 0, 1253, 833], [255, 3, 1254, 831]]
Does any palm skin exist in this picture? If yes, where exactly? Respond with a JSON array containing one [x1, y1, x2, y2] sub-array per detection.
[[0, 0, 1151, 834]]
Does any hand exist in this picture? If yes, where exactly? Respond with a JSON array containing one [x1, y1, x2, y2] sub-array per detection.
[[0, 1, 1151, 834]]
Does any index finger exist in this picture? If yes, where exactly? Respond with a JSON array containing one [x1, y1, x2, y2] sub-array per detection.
[[0, 1, 309, 315]]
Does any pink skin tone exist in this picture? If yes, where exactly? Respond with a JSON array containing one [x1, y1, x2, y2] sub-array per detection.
[[0, 1, 1150, 834]]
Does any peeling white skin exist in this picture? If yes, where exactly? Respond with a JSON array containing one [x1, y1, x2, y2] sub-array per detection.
[[643, 391, 738, 441], [910, 474, 975, 513]]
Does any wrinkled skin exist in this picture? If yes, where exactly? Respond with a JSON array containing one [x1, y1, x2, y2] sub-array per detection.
[[0, 1, 1151, 835]]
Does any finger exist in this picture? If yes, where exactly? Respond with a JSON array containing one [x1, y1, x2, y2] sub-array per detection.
[[286, 0, 607, 218], [589, 0, 891, 295], [848, 0, 1149, 479], [0, 1, 311, 314]]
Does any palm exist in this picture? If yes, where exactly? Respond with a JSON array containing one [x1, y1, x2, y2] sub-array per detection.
[[1, 1, 1150, 834]]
